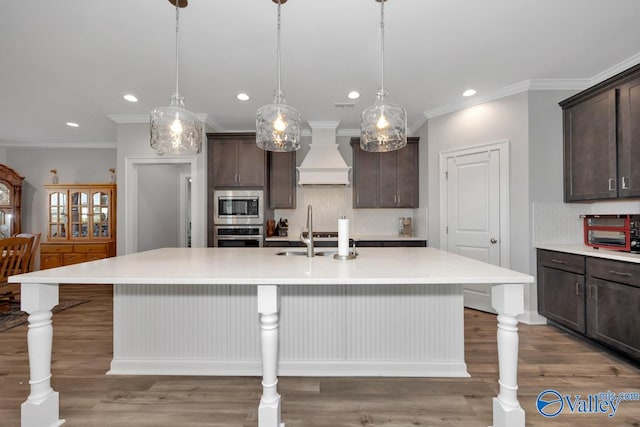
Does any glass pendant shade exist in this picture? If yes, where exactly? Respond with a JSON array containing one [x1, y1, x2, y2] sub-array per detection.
[[256, 90, 301, 152], [256, 0, 301, 152], [150, 0, 202, 156], [361, 90, 407, 152], [150, 94, 202, 155], [360, 0, 408, 152]]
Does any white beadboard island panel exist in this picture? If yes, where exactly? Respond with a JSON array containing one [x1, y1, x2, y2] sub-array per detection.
[[112, 282, 466, 377]]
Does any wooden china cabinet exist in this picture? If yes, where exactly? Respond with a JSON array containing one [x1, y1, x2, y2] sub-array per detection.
[[0, 164, 24, 237], [40, 183, 116, 270]]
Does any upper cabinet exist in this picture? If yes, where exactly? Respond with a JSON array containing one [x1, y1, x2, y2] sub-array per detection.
[[0, 164, 24, 237], [208, 133, 266, 188], [268, 151, 296, 209], [560, 64, 640, 202], [351, 137, 419, 208]]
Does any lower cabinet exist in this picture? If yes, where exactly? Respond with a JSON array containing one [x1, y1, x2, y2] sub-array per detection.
[[40, 243, 111, 269], [537, 249, 640, 361]]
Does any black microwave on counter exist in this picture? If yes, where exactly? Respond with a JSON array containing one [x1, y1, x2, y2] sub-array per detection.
[[582, 214, 640, 253]]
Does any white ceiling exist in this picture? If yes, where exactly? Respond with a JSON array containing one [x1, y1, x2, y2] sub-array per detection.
[[2, 0, 640, 146]]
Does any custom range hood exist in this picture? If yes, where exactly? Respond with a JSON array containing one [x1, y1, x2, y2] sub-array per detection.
[[297, 121, 351, 186]]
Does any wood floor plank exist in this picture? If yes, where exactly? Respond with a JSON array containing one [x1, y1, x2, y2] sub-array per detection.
[[1, 284, 639, 426]]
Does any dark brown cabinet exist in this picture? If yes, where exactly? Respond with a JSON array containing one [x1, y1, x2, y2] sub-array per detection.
[[586, 258, 640, 360], [351, 137, 419, 208], [618, 75, 640, 198], [268, 151, 296, 209], [537, 250, 586, 333], [560, 64, 640, 202], [537, 249, 640, 362], [208, 133, 265, 188]]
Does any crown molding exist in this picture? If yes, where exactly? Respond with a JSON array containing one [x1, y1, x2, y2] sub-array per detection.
[[0, 140, 117, 149], [590, 52, 640, 85], [423, 52, 640, 120]]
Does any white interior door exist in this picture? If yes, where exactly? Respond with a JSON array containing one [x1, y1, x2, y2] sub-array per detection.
[[441, 142, 509, 313]]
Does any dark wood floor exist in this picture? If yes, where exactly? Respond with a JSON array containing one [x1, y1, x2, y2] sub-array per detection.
[[1, 284, 639, 426]]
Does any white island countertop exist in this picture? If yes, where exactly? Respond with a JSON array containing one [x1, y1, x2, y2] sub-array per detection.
[[12, 247, 533, 286], [13, 247, 534, 427]]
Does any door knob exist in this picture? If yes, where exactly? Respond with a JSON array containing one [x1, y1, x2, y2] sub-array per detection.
[[490, 238, 497, 244]]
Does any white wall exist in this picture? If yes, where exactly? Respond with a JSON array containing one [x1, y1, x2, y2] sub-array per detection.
[[137, 164, 188, 251], [5, 147, 116, 238]]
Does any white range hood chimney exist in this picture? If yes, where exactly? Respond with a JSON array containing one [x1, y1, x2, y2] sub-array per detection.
[[297, 121, 351, 186]]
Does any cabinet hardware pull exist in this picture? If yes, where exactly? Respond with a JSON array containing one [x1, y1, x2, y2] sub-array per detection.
[[238, 174, 241, 183], [397, 195, 400, 204], [622, 176, 629, 190], [608, 270, 632, 277], [551, 259, 567, 264], [608, 178, 616, 191], [588, 285, 596, 299], [575, 282, 580, 296]]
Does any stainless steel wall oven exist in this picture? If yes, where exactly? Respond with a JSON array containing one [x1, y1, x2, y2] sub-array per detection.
[[212, 190, 264, 247]]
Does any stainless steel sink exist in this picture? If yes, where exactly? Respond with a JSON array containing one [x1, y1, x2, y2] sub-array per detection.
[[275, 250, 337, 256]]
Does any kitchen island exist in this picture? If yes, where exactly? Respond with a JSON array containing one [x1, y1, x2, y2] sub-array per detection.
[[13, 247, 533, 427]]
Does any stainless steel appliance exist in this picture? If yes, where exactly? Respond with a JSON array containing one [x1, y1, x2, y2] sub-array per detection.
[[213, 225, 263, 247], [213, 190, 264, 225], [213, 190, 264, 247], [583, 214, 640, 253]]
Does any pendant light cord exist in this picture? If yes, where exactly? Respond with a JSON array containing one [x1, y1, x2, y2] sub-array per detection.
[[175, 3, 180, 97], [276, 0, 282, 97], [380, 0, 385, 95]]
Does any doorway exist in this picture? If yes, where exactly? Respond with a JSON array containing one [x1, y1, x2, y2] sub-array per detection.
[[124, 156, 204, 254], [439, 141, 510, 313]]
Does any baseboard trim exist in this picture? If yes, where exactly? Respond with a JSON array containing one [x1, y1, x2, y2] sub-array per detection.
[[108, 359, 470, 378], [518, 310, 547, 325]]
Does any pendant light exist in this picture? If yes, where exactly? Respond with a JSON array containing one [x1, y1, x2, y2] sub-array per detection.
[[150, 0, 202, 156], [360, 0, 407, 152], [256, 0, 302, 152]]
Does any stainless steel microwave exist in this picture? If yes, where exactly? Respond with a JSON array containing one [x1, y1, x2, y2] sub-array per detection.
[[213, 190, 264, 225]]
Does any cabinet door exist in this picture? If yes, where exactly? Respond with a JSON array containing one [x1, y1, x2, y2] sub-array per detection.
[[395, 142, 418, 208], [237, 140, 265, 187], [269, 151, 296, 209], [212, 139, 239, 187], [540, 265, 586, 333], [63, 253, 86, 266], [587, 277, 640, 359], [352, 144, 379, 208], [618, 76, 640, 198], [563, 90, 617, 201], [40, 253, 63, 270], [378, 151, 397, 207]]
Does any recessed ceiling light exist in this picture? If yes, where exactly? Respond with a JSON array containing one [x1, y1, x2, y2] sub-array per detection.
[[347, 91, 360, 100], [123, 94, 138, 103], [237, 93, 250, 101], [66, 122, 79, 128], [462, 89, 477, 97]]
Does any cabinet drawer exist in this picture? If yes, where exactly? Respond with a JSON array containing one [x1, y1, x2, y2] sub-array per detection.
[[588, 258, 640, 288], [538, 250, 585, 274], [73, 244, 108, 253], [40, 244, 73, 254]]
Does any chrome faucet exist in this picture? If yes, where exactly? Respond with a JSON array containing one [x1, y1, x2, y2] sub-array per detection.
[[300, 205, 314, 257]]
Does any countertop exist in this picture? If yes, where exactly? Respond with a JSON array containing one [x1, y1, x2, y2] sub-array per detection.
[[265, 234, 427, 242], [535, 243, 640, 264], [12, 247, 532, 286]]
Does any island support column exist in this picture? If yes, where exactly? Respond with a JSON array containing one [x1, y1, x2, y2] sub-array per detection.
[[490, 284, 525, 427], [257, 285, 284, 427], [20, 283, 65, 427]]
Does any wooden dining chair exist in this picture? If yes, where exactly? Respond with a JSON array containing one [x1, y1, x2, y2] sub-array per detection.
[[14, 232, 41, 272], [0, 236, 33, 313]]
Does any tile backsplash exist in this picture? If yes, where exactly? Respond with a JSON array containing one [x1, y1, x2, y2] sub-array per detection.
[[273, 186, 421, 236], [533, 200, 640, 245]]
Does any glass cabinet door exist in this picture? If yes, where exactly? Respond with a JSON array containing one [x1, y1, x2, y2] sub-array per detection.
[[92, 190, 111, 238], [49, 191, 67, 238], [70, 190, 90, 238]]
